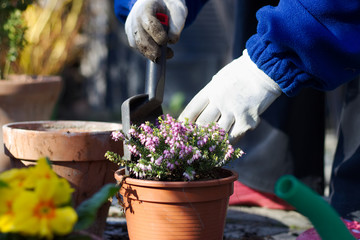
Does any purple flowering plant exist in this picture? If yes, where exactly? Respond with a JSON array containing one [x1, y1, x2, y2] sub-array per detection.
[[105, 114, 244, 181]]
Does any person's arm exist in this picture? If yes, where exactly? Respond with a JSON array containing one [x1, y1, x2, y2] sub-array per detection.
[[180, 0, 360, 140], [247, 0, 360, 96], [114, 0, 136, 23]]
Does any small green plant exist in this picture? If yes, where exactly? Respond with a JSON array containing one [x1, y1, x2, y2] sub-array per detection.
[[0, 0, 33, 79]]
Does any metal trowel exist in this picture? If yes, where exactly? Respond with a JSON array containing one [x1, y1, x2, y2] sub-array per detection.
[[121, 13, 169, 166]]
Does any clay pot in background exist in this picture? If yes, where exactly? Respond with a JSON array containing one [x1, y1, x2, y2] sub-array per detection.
[[114, 168, 238, 240], [3, 120, 123, 237], [0, 75, 63, 172]]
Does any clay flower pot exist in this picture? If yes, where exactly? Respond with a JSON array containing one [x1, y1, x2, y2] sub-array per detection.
[[114, 168, 238, 240], [0, 75, 62, 172], [2, 120, 123, 237]]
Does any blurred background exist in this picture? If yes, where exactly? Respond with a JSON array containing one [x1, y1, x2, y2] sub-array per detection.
[[39, 0, 237, 122], [7, 0, 342, 195]]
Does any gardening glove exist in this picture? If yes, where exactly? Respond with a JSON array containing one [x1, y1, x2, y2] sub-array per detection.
[[125, 0, 187, 62], [179, 50, 282, 142]]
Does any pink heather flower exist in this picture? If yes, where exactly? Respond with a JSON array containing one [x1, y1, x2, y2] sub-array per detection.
[[128, 145, 139, 156], [167, 162, 175, 170], [137, 163, 147, 171], [129, 128, 138, 137], [203, 135, 209, 144], [141, 123, 153, 134], [197, 139, 205, 147], [163, 150, 172, 159], [192, 150, 202, 160], [145, 137, 157, 152], [240, 150, 245, 156], [155, 156, 163, 166], [170, 148, 176, 155], [209, 145, 216, 152], [152, 136, 160, 145], [137, 163, 152, 172], [139, 133, 146, 144], [185, 146, 192, 154], [179, 145, 192, 159], [183, 170, 195, 181], [225, 146, 235, 160], [111, 131, 124, 141]]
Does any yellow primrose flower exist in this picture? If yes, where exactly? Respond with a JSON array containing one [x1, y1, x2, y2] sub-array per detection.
[[12, 177, 77, 239], [23, 157, 58, 189], [0, 167, 29, 188], [0, 187, 19, 232]]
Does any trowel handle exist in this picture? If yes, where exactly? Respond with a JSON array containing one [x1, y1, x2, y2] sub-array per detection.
[[145, 13, 169, 102]]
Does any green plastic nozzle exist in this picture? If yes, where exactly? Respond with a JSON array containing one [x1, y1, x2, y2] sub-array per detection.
[[275, 175, 355, 240]]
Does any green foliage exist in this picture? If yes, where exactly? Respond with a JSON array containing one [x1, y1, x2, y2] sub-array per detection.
[[0, 0, 33, 79], [0, 233, 39, 240], [0, 180, 8, 188], [73, 184, 120, 231]]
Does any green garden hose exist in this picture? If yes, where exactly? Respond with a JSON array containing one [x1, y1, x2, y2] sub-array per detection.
[[275, 175, 355, 240]]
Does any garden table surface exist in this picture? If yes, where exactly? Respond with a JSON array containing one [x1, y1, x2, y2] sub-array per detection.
[[104, 204, 312, 240]]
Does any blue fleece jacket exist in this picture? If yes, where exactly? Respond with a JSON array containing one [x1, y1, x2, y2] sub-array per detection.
[[114, 0, 360, 96]]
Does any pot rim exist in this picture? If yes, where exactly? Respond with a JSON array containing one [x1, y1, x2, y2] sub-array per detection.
[[3, 120, 122, 135], [3, 120, 123, 161], [114, 168, 239, 188]]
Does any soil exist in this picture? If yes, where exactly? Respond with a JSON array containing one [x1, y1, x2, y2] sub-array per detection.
[[128, 167, 233, 181]]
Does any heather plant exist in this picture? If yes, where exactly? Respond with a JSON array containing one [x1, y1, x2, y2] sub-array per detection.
[[105, 114, 244, 181]]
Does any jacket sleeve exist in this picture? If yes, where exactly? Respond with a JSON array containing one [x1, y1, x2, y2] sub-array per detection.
[[246, 0, 360, 96], [113, 0, 209, 26], [114, 0, 137, 23]]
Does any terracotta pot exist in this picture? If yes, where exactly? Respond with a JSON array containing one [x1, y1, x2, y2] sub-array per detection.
[[114, 168, 238, 240], [0, 75, 62, 172], [2, 120, 123, 237]]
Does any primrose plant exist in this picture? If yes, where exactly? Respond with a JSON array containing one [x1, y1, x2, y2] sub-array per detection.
[[0, 157, 119, 240], [105, 114, 244, 181]]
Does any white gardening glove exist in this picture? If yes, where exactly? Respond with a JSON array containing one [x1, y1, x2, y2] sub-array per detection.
[[125, 0, 187, 62], [179, 50, 282, 141]]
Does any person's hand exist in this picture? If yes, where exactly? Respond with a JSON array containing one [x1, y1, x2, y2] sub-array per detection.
[[179, 50, 282, 141], [125, 0, 187, 62]]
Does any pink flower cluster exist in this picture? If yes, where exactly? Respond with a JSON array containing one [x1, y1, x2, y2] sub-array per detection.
[[106, 114, 244, 181]]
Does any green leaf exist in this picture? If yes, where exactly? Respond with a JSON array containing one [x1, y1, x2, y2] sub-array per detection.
[[73, 184, 119, 231], [0, 233, 38, 240], [0, 180, 8, 188]]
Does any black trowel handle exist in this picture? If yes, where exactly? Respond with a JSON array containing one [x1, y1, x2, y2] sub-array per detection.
[[145, 13, 169, 103]]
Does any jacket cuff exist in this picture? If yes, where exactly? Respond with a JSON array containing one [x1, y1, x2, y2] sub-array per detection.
[[246, 35, 313, 97]]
